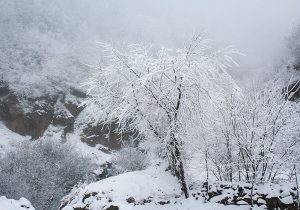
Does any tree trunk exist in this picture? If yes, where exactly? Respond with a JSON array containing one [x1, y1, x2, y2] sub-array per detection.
[[167, 74, 189, 198], [167, 134, 189, 198], [205, 150, 209, 198], [226, 135, 233, 182]]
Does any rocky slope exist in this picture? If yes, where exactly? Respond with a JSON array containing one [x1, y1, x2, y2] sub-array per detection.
[[0, 80, 129, 151]]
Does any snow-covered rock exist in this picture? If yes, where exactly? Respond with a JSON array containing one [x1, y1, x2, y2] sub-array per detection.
[[0, 196, 35, 210], [61, 164, 266, 210], [61, 163, 181, 210], [0, 78, 90, 139], [202, 181, 298, 209]]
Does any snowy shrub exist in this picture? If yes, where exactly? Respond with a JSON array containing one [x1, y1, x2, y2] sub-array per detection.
[[0, 139, 95, 210], [200, 81, 300, 183], [112, 146, 149, 173]]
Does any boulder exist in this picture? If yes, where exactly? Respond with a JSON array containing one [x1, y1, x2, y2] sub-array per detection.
[[81, 122, 137, 150], [202, 182, 298, 210], [126, 197, 135, 204], [105, 205, 119, 210]]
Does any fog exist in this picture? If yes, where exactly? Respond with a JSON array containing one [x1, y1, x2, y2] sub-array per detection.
[[1, 0, 300, 83], [104, 0, 300, 80]]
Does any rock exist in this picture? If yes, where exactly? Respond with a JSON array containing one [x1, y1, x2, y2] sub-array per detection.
[[237, 186, 245, 197], [0, 91, 56, 139], [157, 201, 170, 205], [265, 197, 282, 209], [95, 162, 113, 179], [70, 87, 87, 99], [0, 82, 87, 139], [241, 197, 252, 205], [137, 197, 153, 205], [64, 101, 84, 118], [1, 80, 137, 149], [81, 122, 137, 150], [207, 190, 222, 200], [105, 205, 119, 210], [294, 63, 300, 70], [0, 82, 9, 96], [82, 192, 98, 203], [203, 182, 298, 210], [53, 99, 76, 137], [126, 197, 135, 204], [220, 196, 229, 205], [283, 79, 300, 101]]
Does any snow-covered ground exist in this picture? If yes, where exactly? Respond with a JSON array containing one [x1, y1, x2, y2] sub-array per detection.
[[0, 122, 30, 156], [0, 196, 35, 210], [67, 131, 111, 165], [61, 163, 264, 210], [0, 122, 270, 210], [131, 200, 263, 210], [0, 122, 110, 164]]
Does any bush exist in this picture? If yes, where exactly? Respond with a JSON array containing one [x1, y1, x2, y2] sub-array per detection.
[[112, 146, 149, 174], [0, 139, 95, 210]]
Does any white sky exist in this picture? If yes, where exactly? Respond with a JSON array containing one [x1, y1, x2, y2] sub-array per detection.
[[99, 0, 300, 80], [4, 0, 300, 81]]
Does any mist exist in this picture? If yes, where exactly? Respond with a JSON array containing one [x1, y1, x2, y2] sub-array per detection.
[[104, 0, 300, 80], [1, 0, 300, 87], [51, 0, 300, 81]]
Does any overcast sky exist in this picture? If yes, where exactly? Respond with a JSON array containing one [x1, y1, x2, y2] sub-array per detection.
[[3, 0, 300, 82], [98, 0, 300, 80]]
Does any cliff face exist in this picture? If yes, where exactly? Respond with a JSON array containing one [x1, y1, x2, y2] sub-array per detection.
[[284, 63, 300, 101], [285, 79, 300, 101], [0, 80, 132, 150], [0, 80, 82, 139]]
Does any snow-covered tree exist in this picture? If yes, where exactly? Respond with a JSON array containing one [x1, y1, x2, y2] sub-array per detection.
[[0, 0, 95, 97], [84, 36, 240, 197], [0, 140, 94, 210], [205, 79, 300, 183], [112, 145, 149, 174]]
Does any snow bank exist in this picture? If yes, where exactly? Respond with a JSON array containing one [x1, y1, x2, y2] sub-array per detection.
[[61, 163, 180, 210], [61, 164, 264, 210], [0, 122, 30, 156], [66, 131, 111, 165], [0, 196, 35, 210]]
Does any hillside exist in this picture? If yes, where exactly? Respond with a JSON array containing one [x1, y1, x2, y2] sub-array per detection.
[[0, 1, 300, 210]]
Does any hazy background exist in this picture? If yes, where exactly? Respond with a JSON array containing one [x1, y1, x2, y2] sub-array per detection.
[[1, 0, 300, 88], [107, 0, 300, 81]]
